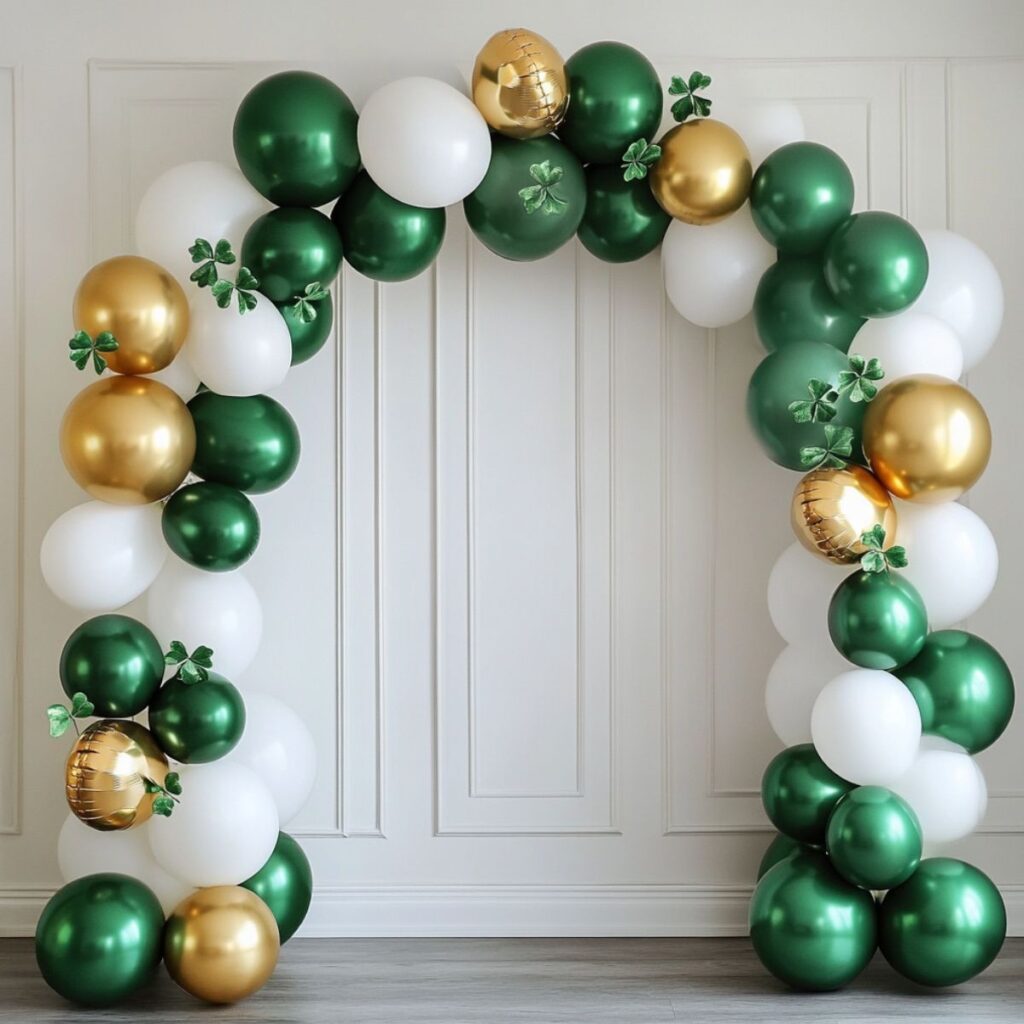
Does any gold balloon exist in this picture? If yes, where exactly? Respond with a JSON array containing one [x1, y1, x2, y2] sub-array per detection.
[[792, 464, 898, 564], [73, 255, 189, 375], [863, 374, 992, 504], [164, 887, 280, 1004], [65, 720, 169, 831], [60, 374, 196, 504], [472, 28, 568, 138], [650, 119, 752, 225]]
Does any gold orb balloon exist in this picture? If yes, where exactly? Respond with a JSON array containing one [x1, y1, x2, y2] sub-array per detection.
[[164, 887, 280, 1004], [472, 28, 568, 139], [65, 720, 169, 831], [792, 464, 897, 564], [650, 119, 752, 225], [59, 374, 196, 504], [73, 255, 189, 375], [863, 374, 992, 504]]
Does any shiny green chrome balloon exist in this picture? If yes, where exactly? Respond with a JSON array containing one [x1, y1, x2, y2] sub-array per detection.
[[897, 630, 1014, 754], [59, 614, 163, 717], [233, 70, 359, 207], [750, 849, 877, 991], [162, 481, 260, 572], [241, 832, 313, 943], [332, 171, 446, 282], [148, 671, 246, 764], [826, 786, 922, 890], [577, 164, 670, 263], [879, 858, 1006, 986], [189, 391, 300, 494], [761, 743, 854, 844], [277, 291, 333, 366], [757, 833, 810, 880], [35, 873, 164, 1006]]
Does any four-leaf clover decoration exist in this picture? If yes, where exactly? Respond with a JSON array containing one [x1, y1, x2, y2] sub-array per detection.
[[837, 354, 885, 403], [519, 161, 568, 215], [789, 379, 839, 424], [800, 424, 855, 470], [164, 640, 214, 685], [858, 524, 909, 574], [46, 691, 94, 738], [668, 71, 713, 122], [211, 266, 260, 314], [68, 330, 118, 374], [291, 282, 330, 324], [621, 138, 662, 182], [189, 237, 237, 288], [144, 772, 183, 817]]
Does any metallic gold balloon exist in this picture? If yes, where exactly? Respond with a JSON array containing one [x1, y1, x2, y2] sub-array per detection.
[[472, 28, 568, 139], [65, 719, 169, 831], [60, 375, 196, 504], [863, 375, 991, 503], [650, 119, 752, 225], [792, 464, 897, 564], [73, 255, 189, 375], [164, 887, 280, 1004]]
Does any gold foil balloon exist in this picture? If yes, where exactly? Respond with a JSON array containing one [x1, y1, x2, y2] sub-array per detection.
[[60, 375, 196, 504], [164, 887, 280, 1004], [73, 255, 189, 375], [65, 720, 169, 831], [472, 28, 568, 139], [863, 374, 992, 503], [650, 119, 752, 225], [792, 464, 897, 564]]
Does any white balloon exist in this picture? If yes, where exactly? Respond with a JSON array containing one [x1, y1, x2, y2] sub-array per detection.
[[663, 206, 775, 328], [720, 100, 805, 169], [228, 693, 316, 825], [895, 501, 997, 628], [911, 229, 1003, 370], [811, 669, 922, 785], [852, 312, 964, 382], [41, 502, 166, 611], [765, 641, 850, 746], [146, 561, 263, 679], [767, 542, 853, 646], [358, 77, 491, 208], [150, 354, 201, 401], [147, 761, 278, 887]]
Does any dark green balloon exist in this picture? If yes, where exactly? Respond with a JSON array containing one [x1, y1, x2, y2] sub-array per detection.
[[879, 858, 1006, 987], [761, 743, 854, 844], [750, 849, 877, 991], [559, 41, 662, 164], [753, 257, 864, 352], [277, 291, 333, 366], [757, 833, 807, 880], [162, 481, 260, 572], [35, 873, 164, 1006], [331, 171, 445, 282], [189, 391, 300, 494], [59, 615, 163, 717], [464, 136, 586, 262], [242, 207, 343, 302], [897, 630, 1014, 754], [823, 212, 929, 317], [148, 671, 245, 764], [233, 70, 359, 207], [577, 164, 670, 263], [241, 832, 313, 943]]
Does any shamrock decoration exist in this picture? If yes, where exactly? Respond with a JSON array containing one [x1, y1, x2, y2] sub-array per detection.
[[858, 524, 909, 574], [836, 354, 885, 403], [519, 161, 568, 215], [621, 138, 662, 182], [144, 771, 183, 817], [46, 691, 94, 738], [188, 237, 236, 288], [210, 266, 260, 314], [800, 424, 855, 470], [164, 640, 214, 684], [788, 378, 840, 424], [668, 71, 713, 122], [68, 330, 118, 374], [291, 282, 330, 324]]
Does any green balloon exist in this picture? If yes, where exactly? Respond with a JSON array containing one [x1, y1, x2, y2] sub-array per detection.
[[823, 212, 928, 317], [162, 481, 260, 572], [464, 136, 586, 262], [879, 858, 1006, 986], [559, 42, 662, 164], [233, 70, 359, 207], [148, 671, 246, 764], [277, 291, 333, 366], [35, 873, 164, 1006], [189, 391, 300, 494], [331, 171, 445, 282], [757, 833, 809, 880], [828, 570, 928, 671], [753, 257, 864, 352], [241, 832, 313, 943], [242, 207, 343, 303], [750, 850, 877, 991], [761, 743, 854, 844], [577, 164, 670, 263], [826, 786, 922, 890], [59, 615, 163, 717], [750, 142, 855, 255]]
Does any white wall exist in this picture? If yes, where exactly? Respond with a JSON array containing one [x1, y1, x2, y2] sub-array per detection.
[[2, 0, 1023, 936]]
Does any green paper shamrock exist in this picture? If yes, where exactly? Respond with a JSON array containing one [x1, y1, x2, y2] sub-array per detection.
[[189, 237, 237, 289], [291, 282, 330, 324], [668, 71, 713, 122], [621, 138, 662, 182], [68, 330, 118, 374], [788, 378, 839, 424], [46, 691, 95, 738], [210, 267, 260, 314], [519, 161, 568, 215], [144, 771, 183, 817], [163, 640, 214, 685], [837, 354, 885, 403], [858, 524, 909, 574], [800, 424, 855, 470]]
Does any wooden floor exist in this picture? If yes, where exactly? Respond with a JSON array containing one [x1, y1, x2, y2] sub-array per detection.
[[1, 937, 1022, 1022]]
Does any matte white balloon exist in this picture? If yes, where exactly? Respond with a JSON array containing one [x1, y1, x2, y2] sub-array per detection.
[[150, 353, 201, 401], [852, 311, 964, 382], [765, 641, 850, 746], [719, 100, 806, 169], [767, 542, 853, 646]]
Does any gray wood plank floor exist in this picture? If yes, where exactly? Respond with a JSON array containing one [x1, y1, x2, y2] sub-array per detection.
[[1, 937, 1021, 1023]]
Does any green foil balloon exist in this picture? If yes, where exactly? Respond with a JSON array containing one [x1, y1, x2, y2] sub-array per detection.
[[148, 671, 246, 764], [233, 70, 359, 207], [59, 615, 163, 717], [823, 212, 929, 317], [162, 481, 260, 572], [750, 849, 877, 991], [559, 41, 663, 164], [577, 164, 670, 263], [761, 743, 854, 844], [464, 136, 586, 262], [35, 873, 164, 1006], [332, 171, 446, 282], [879, 858, 1006, 986], [757, 833, 806, 880], [241, 832, 313, 943], [826, 786, 922, 890], [897, 630, 1014, 754], [189, 391, 300, 494], [278, 291, 333, 366]]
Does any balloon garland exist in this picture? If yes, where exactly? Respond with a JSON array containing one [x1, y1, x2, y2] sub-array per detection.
[[34, 27, 1011, 1006]]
